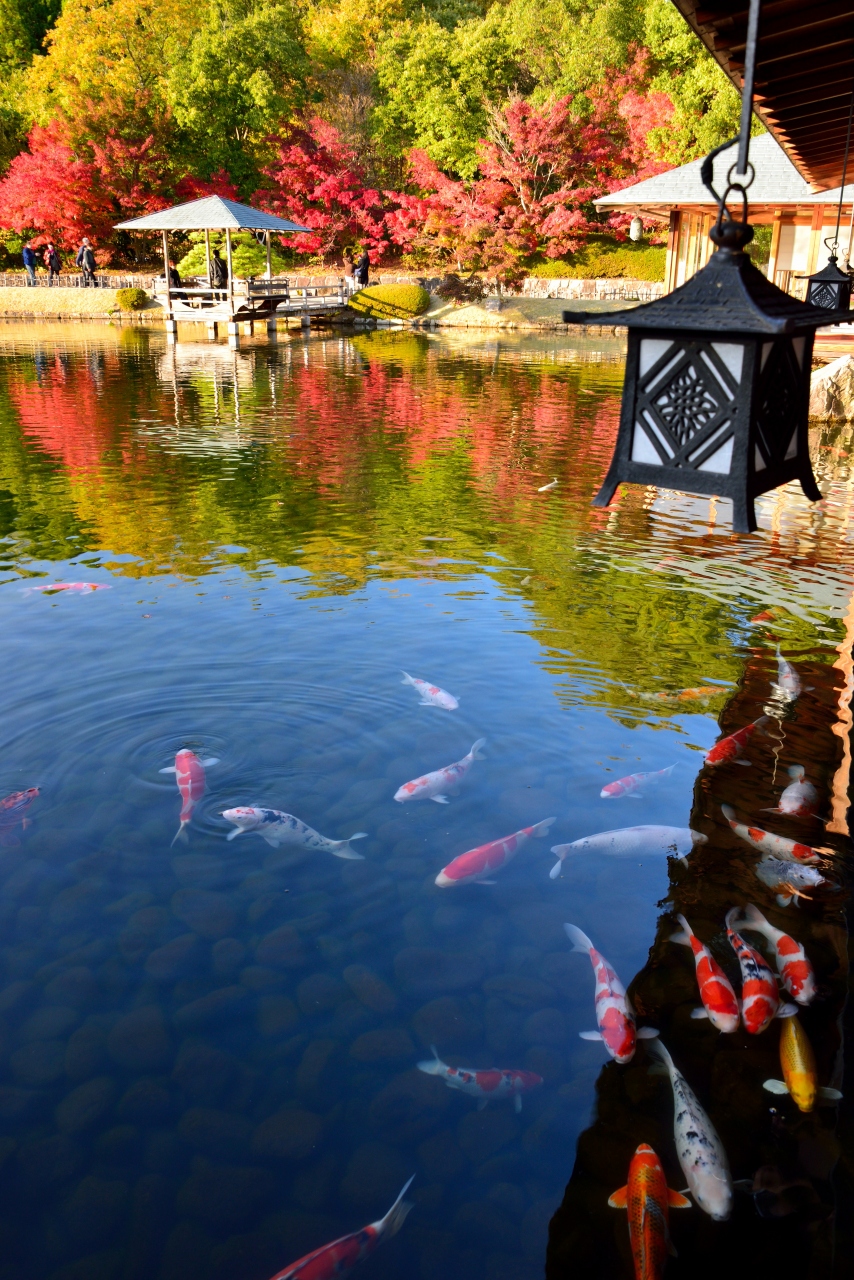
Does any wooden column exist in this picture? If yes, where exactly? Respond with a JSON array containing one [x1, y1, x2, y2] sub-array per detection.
[[204, 228, 211, 286], [225, 227, 234, 317], [162, 230, 172, 314], [265, 230, 272, 281], [766, 210, 782, 282], [664, 211, 679, 293]]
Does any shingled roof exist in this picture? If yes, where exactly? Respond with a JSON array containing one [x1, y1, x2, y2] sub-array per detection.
[[595, 133, 817, 212]]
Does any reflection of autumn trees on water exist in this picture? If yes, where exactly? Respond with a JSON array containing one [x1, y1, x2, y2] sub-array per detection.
[[1, 327, 853, 706]]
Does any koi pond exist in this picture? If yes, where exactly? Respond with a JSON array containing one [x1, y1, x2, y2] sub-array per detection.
[[0, 320, 851, 1280]]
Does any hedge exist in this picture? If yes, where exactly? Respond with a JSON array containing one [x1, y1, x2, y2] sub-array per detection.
[[531, 238, 666, 282], [348, 283, 431, 319]]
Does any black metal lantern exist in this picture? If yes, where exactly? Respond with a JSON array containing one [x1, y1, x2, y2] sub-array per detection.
[[803, 243, 852, 312], [564, 211, 854, 532]]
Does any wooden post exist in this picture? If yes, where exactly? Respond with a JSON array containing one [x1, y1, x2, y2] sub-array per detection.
[[204, 228, 211, 286], [226, 227, 234, 317], [664, 211, 679, 293], [162, 229, 172, 313], [767, 211, 782, 283], [265, 230, 272, 282]]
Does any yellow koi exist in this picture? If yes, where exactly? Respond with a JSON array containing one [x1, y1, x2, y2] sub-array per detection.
[[763, 1015, 841, 1112]]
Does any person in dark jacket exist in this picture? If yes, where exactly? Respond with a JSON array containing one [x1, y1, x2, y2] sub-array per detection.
[[44, 242, 61, 286], [22, 242, 37, 286], [355, 248, 370, 288], [76, 238, 96, 286], [210, 248, 228, 289]]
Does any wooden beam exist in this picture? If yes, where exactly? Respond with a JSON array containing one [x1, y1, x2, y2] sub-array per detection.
[[225, 227, 234, 315], [162, 229, 172, 314], [204, 228, 211, 286]]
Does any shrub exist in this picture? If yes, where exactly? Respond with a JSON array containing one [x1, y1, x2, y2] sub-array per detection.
[[348, 283, 430, 320], [115, 287, 148, 311], [176, 232, 290, 279], [530, 237, 666, 282], [433, 273, 488, 305]]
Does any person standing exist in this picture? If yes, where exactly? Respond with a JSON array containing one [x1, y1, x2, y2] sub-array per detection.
[[76, 237, 96, 287], [343, 251, 356, 295], [44, 242, 61, 286], [355, 248, 370, 289], [22, 242, 37, 286]]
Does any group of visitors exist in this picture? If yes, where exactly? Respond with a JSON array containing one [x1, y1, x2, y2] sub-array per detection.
[[21, 238, 97, 286], [343, 248, 370, 294]]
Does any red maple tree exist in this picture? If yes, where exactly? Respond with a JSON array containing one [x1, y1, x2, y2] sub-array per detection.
[[255, 117, 390, 262]]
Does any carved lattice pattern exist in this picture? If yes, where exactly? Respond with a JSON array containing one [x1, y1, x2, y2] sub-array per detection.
[[633, 340, 739, 469]]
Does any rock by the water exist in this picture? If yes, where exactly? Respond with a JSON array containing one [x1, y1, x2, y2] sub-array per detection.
[[810, 354, 854, 419]]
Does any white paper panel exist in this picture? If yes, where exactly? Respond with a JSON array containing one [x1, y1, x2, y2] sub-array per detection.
[[631, 421, 664, 465], [708, 342, 744, 384], [639, 338, 675, 378], [698, 437, 733, 474]]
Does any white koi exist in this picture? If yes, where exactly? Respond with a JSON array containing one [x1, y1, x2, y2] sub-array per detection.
[[771, 645, 801, 703], [754, 855, 827, 907], [394, 739, 485, 804], [222, 806, 366, 859], [417, 1046, 542, 1112], [550, 826, 705, 879], [401, 672, 458, 710], [763, 766, 818, 818], [647, 1039, 733, 1222]]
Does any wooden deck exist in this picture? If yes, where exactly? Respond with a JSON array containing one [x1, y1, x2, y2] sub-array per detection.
[[154, 277, 349, 324]]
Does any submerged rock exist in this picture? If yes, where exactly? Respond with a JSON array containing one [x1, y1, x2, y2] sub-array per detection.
[[211, 937, 246, 977], [172, 1041, 237, 1105], [19, 1005, 79, 1043], [342, 964, 398, 1013], [296, 973, 348, 1016], [173, 986, 248, 1032], [171, 890, 236, 940], [56, 1077, 118, 1134], [252, 1108, 323, 1162], [177, 1107, 253, 1159], [457, 1107, 519, 1164], [257, 995, 300, 1039], [412, 997, 482, 1049], [65, 1022, 109, 1082], [10, 1039, 66, 1086], [349, 1028, 415, 1062], [108, 1007, 172, 1072], [394, 947, 485, 994], [339, 1141, 410, 1209], [116, 1078, 174, 1125], [145, 935, 199, 983], [62, 1174, 129, 1245], [43, 967, 98, 1007], [255, 925, 305, 970]]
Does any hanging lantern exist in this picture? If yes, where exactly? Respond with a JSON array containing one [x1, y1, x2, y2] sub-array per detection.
[[565, 145, 854, 532], [803, 247, 852, 312]]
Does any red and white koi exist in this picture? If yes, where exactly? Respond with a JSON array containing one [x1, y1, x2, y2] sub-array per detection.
[[394, 739, 485, 804], [669, 913, 739, 1033], [608, 1143, 691, 1280], [0, 787, 39, 845], [721, 804, 820, 865], [26, 581, 111, 593], [565, 923, 658, 1063], [160, 749, 219, 846], [267, 1177, 414, 1280], [435, 817, 555, 887], [600, 765, 673, 799], [705, 716, 767, 766], [763, 766, 818, 817], [417, 1047, 542, 1112], [222, 806, 366, 859], [401, 671, 458, 710], [647, 1040, 732, 1221], [725, 907, 796, 1034], [728, 903, 816, 1006], [550, 826, 705, 878], [754, 855, 827, 907]]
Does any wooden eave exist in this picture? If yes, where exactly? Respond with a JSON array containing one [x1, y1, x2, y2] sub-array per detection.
[[670, 0, 854, 188]]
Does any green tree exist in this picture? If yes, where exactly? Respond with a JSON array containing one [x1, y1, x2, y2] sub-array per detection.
[[373, 8, 528, 179], [168, 0, 311, 191]]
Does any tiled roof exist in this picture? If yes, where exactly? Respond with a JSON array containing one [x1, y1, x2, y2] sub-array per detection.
[[595, 134, 818, 210], [115, 196, 310, 232]]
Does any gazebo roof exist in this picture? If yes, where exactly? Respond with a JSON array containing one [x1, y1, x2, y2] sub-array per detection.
[[595, 134, 817, 213], [115, 195, 311, 233]]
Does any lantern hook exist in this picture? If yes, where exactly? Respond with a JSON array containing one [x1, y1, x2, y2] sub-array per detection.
[[701, 138, 755, 251]]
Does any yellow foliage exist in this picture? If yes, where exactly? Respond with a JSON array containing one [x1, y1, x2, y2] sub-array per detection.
[[25, 0, 200, 121], [305, 0, 406, 65]]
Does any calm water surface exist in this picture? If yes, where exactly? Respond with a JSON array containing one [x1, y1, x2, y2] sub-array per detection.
[[0, 321, 852, 1280]]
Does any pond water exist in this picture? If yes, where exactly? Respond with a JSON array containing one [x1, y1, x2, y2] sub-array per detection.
[[0, 320, 852, 1280]]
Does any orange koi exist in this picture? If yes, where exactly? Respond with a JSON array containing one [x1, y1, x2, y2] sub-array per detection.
[[763, 1016, 841, 1113], [609, 1144, 691, 1280]]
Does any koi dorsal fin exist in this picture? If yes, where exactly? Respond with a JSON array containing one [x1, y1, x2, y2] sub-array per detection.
[[667, 1189, 692, 1209], [607, 1186, 628, 1209]]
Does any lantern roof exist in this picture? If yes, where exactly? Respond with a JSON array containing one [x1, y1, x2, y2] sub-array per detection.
[[566, 247, 854, 336]]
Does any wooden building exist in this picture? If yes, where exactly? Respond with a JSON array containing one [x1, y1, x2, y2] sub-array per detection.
[[596, 134, 854, 298]]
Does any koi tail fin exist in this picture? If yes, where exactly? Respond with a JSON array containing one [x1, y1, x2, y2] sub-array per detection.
[[564, 923, 593, 954], [401, 671, 416, 687], [720, 803, 736, 823], [669, 913, 692, 947], [731, 902, 768, 937], [416, 1046, 446, 1076], [550, 844, 571, 879], [469, 738, 486, 760], [330, 834, 368, 860], [724, 907, 741, 931], [372, 1175, 416, 1237], [171, 821, 189, 847], [788, 765, 805, 781], [531, 817, 556, 838]]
